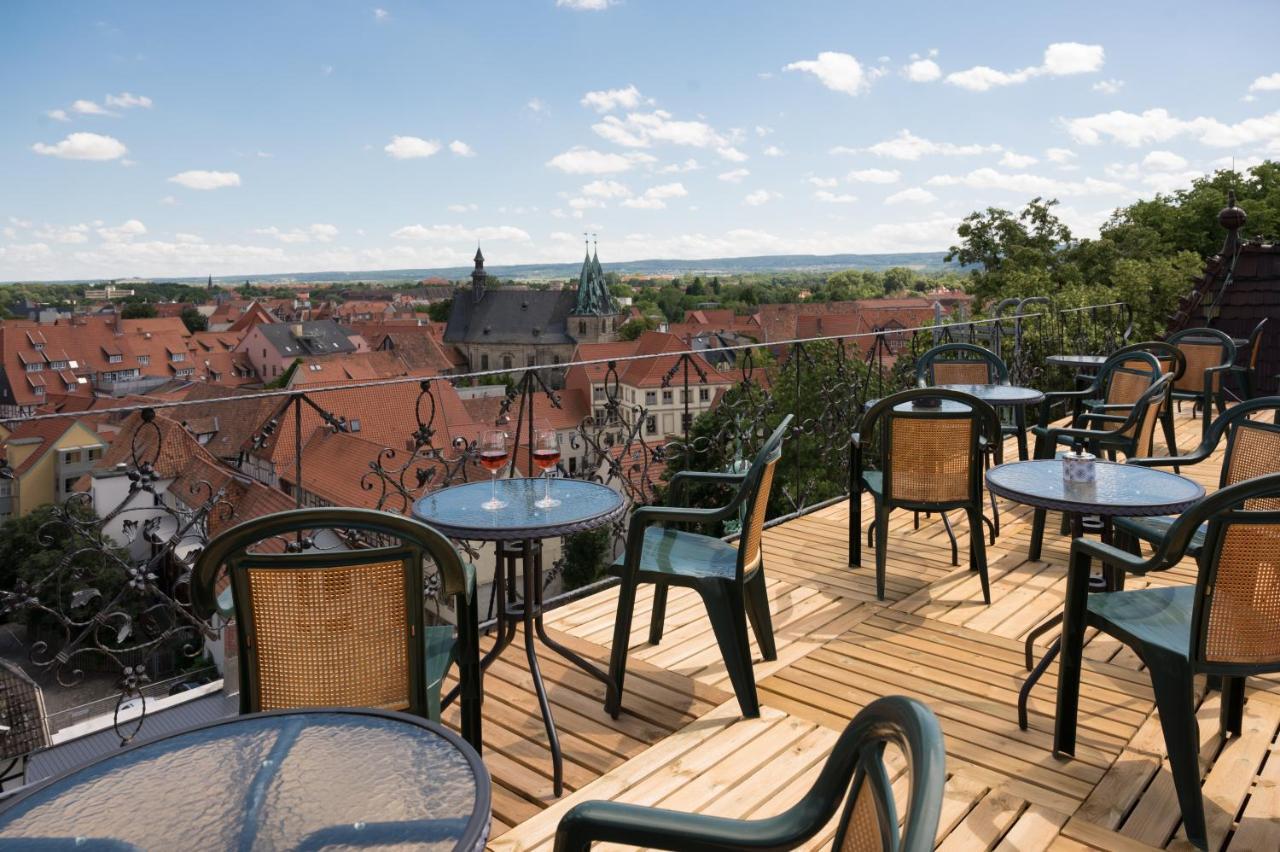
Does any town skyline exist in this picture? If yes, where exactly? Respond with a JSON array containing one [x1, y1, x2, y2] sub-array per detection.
[[5, 1, 1280, 281]]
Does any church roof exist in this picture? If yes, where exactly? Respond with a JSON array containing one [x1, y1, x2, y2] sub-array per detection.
[[443, 288, 578, 345], [574, 246, 616, 316]]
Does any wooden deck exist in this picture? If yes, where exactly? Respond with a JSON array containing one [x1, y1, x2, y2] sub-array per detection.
[[467, 407, 1280, 851]]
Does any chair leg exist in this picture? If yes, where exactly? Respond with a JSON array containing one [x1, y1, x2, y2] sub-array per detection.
[[700, 581, 759, 718], [968, 507, 991, 604], [940, 511, 959, 566], [605, 576, 640, 719], [874, 505, 890, 601], [849, 462, 862, 568], [1220, 675, 1245, 737], [1161, 404, 1179, 463], [1148, 660, 1208, 850], [988, 490, 1000, 541], [1030, 507, 1047, 561], [648, 582, 668, 645], [743, 569, 777, 661]]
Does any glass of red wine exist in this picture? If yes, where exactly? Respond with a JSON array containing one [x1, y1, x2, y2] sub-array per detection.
[[479, 429, 508, 510], [533, 428, 561, 508]]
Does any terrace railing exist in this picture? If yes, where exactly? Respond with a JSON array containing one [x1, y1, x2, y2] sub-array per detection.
[[0, 299, 1130, 740]]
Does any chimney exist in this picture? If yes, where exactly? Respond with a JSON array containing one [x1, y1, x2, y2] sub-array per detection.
[[291, 323, 304, 338]]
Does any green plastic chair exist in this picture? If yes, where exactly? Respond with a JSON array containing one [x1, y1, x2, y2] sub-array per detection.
[[1115, 397, 1280, 558], [850, 387, 1002, 602], [192, 507, 482, 750], [1033, 349, 1164, 451], [1227, 317, 1269, 401], [605, 415, 792, 720], [1091, 340, 1185, 460], [1167, 327, 1236, 436], [554, 695, 945, 852], [1056, 473, 1280, 851]]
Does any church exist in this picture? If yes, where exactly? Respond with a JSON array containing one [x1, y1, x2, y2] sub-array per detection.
[[443, 244, 623, 378]]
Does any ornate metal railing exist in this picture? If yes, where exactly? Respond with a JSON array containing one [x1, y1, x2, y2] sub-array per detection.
[[0, 300, 1130, 743]]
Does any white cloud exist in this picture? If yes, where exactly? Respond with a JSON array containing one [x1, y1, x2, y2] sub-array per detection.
[[556, 0, 613, 9], [755, 125, 774, 137], [546, 146, 655, 174], [845, 167, 901, 184], [947, 42, 1104, 91], [1092, 79, 1124, 95], [374, 7, 389, 21], [31, 223, 90, 244], [814, 190, 858, 204], [1142, 150, 1189, 171], [658, 158, 700, 173], [762, 145, 784, 157], [580, 84, 647, 113], [784, 51, 876, 96], [999, 151, 1038, 169], [581, 179, 631, 198], [97, 219, 147, 242], [620, 182, 688, 210], [1064, 107, 1280, 148], [1250, 73, 1280, 93], [32, 132, 127, 161], [1045, 147, 1077, 163], [903, 58, 941, 82], [857, 129, 1001, 161], [174, 233, 203, 244], [168, 170, 241, 190], [718, 146, 749, 162], [593, 110, 734, 153], [568, 196, 605, 210], [526, 97, 547, 115], [392, 224, 532, 242], [743, 189, 777, 206], [449, 140, 476, 157], [45, 109, 69, 121], [385, 135, 442, 159], [104, 92, 152, 109], [71, 99, 112, 116], [448, 203, 479, 213], [808, 177, 838, 188], [927, 167, 1127, 196], [884, 187, 937, 204], [718, 168, 750, 183], [254, 223, 339, 243]]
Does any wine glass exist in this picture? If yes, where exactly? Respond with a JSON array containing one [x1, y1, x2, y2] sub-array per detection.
[[479, 429, 508, 510], [532, 428, 561, 508]]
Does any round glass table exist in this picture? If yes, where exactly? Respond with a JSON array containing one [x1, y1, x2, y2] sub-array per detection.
[[936, 383, 1045, 460], [985, 460, 1205, 730], [1045, 354, 1108, 370], [414, 478, 626, 797], [0, 709, 491, 851]]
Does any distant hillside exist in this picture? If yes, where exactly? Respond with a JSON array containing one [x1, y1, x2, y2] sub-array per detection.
[[3, 251, 955, 287]]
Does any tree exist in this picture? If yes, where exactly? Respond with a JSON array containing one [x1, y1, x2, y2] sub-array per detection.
[[120, 302, 158, 319], [426, 299, 452, 322], [618, 316, 658, 340], [179, 305, 208, 333], [560, 528, 611, 590]]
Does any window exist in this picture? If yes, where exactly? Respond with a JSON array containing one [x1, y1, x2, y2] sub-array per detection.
[[699, 388, 710, 402], [63, 450, 81, 464], [578, 320, 587, 335], [480, 354, 489, 370], [107, 354, 122, 364], [137, 355, 150, 365], [89, 447, 102, 460], [553, 355, 561, 365], [682, 413, 693, 432], [594, 408, 606, 422], [527, 353, 536, 367], [681, 390, 690, 403], [662, 390, 673, 404], [593, 387, 605, 401], [169, 352, 185, 362], [568, 456, 577, 474], [63, 477, 77, 494], [645, 390, 657, 405], [48, 360, 68, 370], [25, 362, 43, 372], [502, 354, 513, 370], [645, 416, 657, 435]]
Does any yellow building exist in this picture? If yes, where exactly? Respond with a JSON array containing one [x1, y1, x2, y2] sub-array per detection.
[[0, 418, 107, 519]]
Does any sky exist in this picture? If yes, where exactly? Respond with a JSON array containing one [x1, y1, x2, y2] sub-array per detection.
[[3, 0, 1280, 282]]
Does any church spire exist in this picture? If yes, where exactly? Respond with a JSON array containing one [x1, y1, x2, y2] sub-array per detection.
[[471, 244, 487, 302], [573, 235, 615, 317]]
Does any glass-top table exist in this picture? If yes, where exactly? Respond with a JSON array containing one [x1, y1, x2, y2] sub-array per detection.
[[0, 709, 491, 851], [1045, 354, 1108, 370], [934, 383, 1045, 406], [414, 478, 625, 797], [986, 459, 1205, 730]]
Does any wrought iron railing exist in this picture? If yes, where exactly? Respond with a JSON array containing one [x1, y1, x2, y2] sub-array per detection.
[[0, 299, 1131, 741]]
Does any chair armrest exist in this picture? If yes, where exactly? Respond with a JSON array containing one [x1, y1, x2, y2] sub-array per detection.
[[1038, 425, 1110, 443], [630, 503, 730, 528], [667, 469, 747, 504], [1070, 536, 1164, 576], [554, 800, 807, 852]]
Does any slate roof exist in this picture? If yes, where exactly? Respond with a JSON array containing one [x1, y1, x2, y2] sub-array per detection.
[[256, 320, 358, 357], [443, 288, 578, 346]]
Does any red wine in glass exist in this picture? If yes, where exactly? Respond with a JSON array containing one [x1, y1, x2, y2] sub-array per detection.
[[534, 428, 561, 508], [532, 448, 560, 470], [480, 430, 508, 509], [480, 449, 510, 472]]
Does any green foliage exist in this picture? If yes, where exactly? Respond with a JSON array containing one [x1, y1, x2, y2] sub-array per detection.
[[120, 302, 158, 319], [426, 299, 453, 322], [618, 316, 658, 340], [0, 501, 132, 627], [561, 528, 611, 590], [179, 305, 208, 332], [264, 358, 301, 389]]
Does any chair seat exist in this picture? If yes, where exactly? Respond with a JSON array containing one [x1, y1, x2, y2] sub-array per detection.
[[861, 470, 883, 496], [1087, 585, 1193, 660], [609, 526, 738, 581], [424, 624, 457, 693], [1113, 515, 1207, 554]]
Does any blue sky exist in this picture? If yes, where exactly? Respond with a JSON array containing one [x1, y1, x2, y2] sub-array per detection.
[[3, 0, 1279, 281]]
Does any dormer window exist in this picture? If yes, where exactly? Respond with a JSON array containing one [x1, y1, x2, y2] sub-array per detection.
[[169, 352, 185, 362], [107, 354, 123, 364], [137, 355, 150, 365], [25, 362, 43, 373]]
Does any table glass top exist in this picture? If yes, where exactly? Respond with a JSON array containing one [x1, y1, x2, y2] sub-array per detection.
[[0, 711, 484, 850], [934, 383, 1045, 404], [1046, 354, 1108, 367], [865, 397, 973, 413], [985, 460, 1205, 515], [413, 477, 626, 539]]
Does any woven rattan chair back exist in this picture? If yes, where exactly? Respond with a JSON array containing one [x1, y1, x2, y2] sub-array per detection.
[[1196, 516, 1280, 668], [887, 415, 974, 504], [241, 553, 414, 712], [1124, 379, 1169, 455], [915, 343, 1007, 388], [836, 770, 889, 852], [1245, 318, 1268, 370], [1169, 328, 1234, 394], [1223, 420, 1280, 510], [736, 418, 790, 579]]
